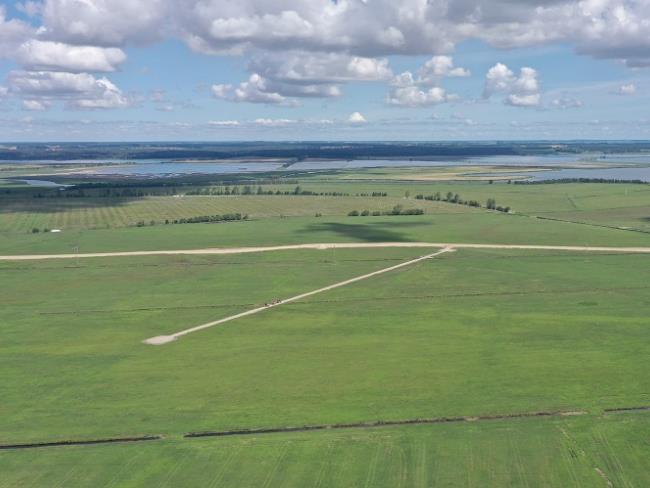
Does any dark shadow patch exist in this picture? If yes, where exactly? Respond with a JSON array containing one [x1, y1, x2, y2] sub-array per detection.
[[0, 196, 144, 215]]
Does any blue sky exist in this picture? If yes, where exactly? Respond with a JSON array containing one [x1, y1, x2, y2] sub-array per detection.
[[1, 0, 649, 141]]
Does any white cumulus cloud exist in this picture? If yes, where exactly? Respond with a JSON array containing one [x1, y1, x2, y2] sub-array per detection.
[[348, 111, 367, 124], [17, 40, 127, 72], [212, 74, 293, 105], [212, 72, 342, 106], [484, 63, 541, 107], [387, 85, 456, 107], [8, 70, 131, 109], [417, 56, 470, 84]]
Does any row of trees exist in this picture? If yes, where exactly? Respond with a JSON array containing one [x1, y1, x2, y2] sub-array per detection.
[[415, 192, 484, 209], [186, 185, 352, 196], [514, 178, 648, 185], [485, 198, 511, 213], [186, 185, 388, 197], [348, 205, 424, 217], [135, 213, 248, 227]]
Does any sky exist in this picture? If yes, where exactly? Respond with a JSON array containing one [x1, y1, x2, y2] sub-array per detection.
[[0, 0, 649, 141]]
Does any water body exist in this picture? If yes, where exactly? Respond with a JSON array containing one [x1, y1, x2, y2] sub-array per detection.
[[90, 161, 284, 176], [593, 154, 650, 164], [19, 179, 70, 187], [511, 166, 650, 182]]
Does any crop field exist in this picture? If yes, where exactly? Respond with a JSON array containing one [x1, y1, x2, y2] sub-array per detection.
[[1, 174, 649, 486], [0, 194, 471, 233], [2, 180, 648, 235]]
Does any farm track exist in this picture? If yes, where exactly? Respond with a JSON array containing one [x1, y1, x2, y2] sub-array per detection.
[[3, 241, 650, 261], [0, 251, 638, 272], [143, 248, 455, 344], [4, 406, 647, 451]]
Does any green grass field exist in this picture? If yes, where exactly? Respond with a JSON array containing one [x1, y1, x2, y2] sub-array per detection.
[[2, 250, 648, 438], [1, 175, 649, 486]]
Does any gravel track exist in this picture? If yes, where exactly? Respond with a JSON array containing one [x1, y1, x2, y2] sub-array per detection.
[[2, 241, 650, 261]]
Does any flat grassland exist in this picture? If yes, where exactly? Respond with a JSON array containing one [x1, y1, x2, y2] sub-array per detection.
[[1, 175, 649, 486]]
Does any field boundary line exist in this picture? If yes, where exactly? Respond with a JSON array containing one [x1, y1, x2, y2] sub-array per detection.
[[0, 435, 162, 451], [603, 405, 650, 413], [143, 247, 455, 345], [8, 405, 649, 451], [3, 241, 650, 261], [184, 409, 588, 439]]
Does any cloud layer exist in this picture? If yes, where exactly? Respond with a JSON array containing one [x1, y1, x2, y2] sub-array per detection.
[[1, 1, 649, 111]]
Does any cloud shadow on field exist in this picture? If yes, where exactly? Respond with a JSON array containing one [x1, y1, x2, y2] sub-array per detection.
[[299, 220, 430, 242], [0, 196, 139, 215]]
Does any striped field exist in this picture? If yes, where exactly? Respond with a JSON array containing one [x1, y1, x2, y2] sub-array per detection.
[[0, 195, 472, 233]]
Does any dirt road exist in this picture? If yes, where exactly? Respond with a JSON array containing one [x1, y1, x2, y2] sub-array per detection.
[[143, 247, 455, 345], [3, 241, 650, 261]]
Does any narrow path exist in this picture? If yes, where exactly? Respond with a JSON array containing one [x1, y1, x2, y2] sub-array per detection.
[[2, 241, 650, 261], [143, 247, 454, 345]]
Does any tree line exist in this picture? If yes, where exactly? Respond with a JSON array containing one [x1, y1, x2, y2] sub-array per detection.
[[514, 178, 648, 185], [348, 205, 424, 217], [185, 185, 388, 197], [135, 213, 248, 227], [415, 191, 510, 212]]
